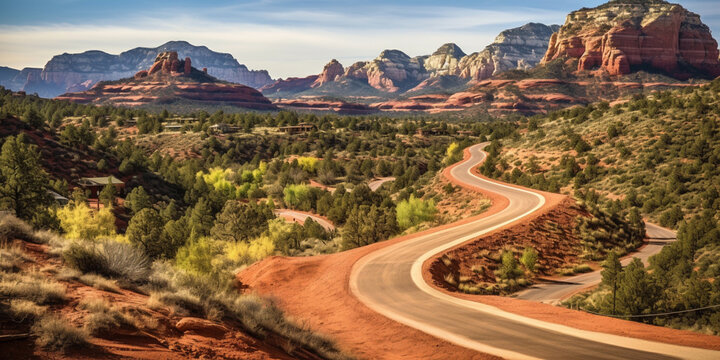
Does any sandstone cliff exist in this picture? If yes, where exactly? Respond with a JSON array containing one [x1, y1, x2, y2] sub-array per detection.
[[457, 23, 560, 81], [27, 41, 274, 98], [56, 51, 276, 110], [542, 0, 720, 79]]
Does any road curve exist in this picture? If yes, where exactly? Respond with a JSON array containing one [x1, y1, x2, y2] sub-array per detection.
[[273, 209, 335, 231], [350, 143, 718, 360], [368, 177, 395, 191], [517, 223, 676, 303]]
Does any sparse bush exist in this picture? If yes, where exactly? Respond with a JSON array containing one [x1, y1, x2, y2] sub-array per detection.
[[0, 272, 67, 304], [79, 298, 133, 335], [8, 299, 46, 322], [62, 239, 150, 283], [32, 315, 89, 351]]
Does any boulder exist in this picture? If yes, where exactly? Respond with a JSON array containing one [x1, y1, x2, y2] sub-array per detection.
[[175, 317, 227, 338]]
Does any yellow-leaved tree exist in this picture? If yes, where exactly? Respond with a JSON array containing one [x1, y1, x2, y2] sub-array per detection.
[[57, 201, 116, 240]]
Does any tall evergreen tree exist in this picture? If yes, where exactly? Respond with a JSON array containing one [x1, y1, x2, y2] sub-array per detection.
[[0, 135, 54, 226]]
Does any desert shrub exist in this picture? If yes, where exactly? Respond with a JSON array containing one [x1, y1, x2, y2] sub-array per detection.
[[8, 299, 46, 322], [0, 240, 29, 272], [62, 240, 150, 283], [520, 247, 538, 273], [0, 272, 67, 304], [573, 264, 593, 273], [0, 213, 41, 243], [225, 236, 275, 265], [56, 202, 116, 240], [396, 195, 437, 230], [175, 237, 223, 275], [32, 316, 89, 351], [79, 298, 133, 335], [58, 269, 121, 293]]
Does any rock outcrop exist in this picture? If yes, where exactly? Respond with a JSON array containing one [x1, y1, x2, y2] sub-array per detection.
[[542, 0, 720, 79], [56, 51, 276, 110], [24, 41, 274, 98], [347, 50, 427, 92], [311, 59, 344, 88], [456, 23, 560, 81], [423, 43, 466, 76]]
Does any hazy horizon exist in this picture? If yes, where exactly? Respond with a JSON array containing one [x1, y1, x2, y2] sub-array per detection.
[[1, 0, 719, 79]]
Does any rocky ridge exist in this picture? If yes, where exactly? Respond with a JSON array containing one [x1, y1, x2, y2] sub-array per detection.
[[56, 51, 276, 110], [260, 23, 560, 98], [542, 0, 720, 79], [13, 41, 274, 98]]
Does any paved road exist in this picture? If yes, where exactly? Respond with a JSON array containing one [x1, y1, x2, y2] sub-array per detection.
[[274, 209, 335, 231], [516, 223, 676, 303], [368, 177, 395, 191], [350, 143, 718, 360]]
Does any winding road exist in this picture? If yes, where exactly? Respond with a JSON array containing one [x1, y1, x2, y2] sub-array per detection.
[[274, 209, 335, 231], [517, 223, 676, 304], [350, 143, 718, 360]]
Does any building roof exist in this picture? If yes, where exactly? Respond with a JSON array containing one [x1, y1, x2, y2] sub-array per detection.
[[78, 176, 124, 186]]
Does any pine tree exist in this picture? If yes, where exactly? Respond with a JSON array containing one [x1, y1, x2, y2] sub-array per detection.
[[601, 251, 622, 314], [127, 208, 165, 259], [0, 135, 54, 226]]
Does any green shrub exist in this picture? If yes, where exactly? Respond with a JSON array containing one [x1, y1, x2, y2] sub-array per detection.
[[396, 195, 437, 230]]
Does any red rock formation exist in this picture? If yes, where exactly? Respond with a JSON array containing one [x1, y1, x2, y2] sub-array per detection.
[[134, 70, 148, 79], [56, 51, 277, 110], [311, 59, 344, 88], [260, 75, 319, 95], [184, 57, 191, 75], [542, 1, 720, 79], [203, 67, 207, 73]]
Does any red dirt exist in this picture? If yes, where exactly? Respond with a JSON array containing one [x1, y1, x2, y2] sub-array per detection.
[[3, 241, 294, 360]]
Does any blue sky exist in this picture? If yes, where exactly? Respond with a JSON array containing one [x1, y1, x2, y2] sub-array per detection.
[[1, 0, 719, 78]]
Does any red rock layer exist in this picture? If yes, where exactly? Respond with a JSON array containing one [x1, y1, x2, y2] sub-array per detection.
[[311, 59, 344, 88], [543, 1, 720, 79]]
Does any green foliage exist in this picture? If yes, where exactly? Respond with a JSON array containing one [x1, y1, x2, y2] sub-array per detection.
[[0, 135, 55, 227], [211, 200, 274, 242], [342, 205, 398, 250], [56, 202, 116, 240], [496, 251, 524, 281], [283, 184, 311, 209], [126, 208, 168, 259], [520, 247, 538, 273], [444, 142, 462, 165], [175, 237, 223, 275], [125, 186, 151, 215], [98, 181, 116, 207], [396, 195, 436, 230]]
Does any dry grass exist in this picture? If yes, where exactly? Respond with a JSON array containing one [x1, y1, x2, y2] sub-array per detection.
[[58, 268, 121, 294], [79, 298, 134, 335], [32, 315, 89, 351], [0, 240, 30, 272], [0, 271, 67, 305], [8, 299, 47, 322], [62, 240, 150, 283]]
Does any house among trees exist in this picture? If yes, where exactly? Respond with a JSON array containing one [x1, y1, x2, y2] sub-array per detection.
[[279, 122, 315, 135], [209, 123, 240, 134], [77, 176, 125, 198]]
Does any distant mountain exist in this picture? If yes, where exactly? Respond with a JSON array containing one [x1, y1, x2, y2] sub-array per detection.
[[260, 23, 560, 98], [56, 51, 276, 111], [8, 41, 274, 98]]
